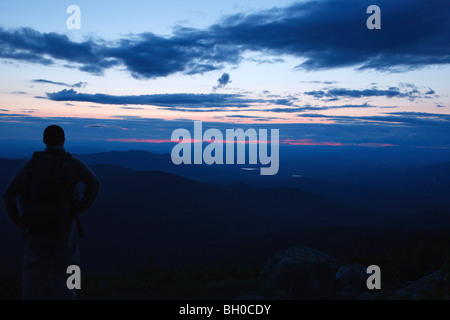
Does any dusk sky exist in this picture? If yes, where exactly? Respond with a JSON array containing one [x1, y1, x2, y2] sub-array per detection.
[[0, 0, 449, 157]]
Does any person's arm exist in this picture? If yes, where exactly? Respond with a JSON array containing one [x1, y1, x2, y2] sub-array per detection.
[[73, 159, 100, 213], [3, 160, 31, 229]]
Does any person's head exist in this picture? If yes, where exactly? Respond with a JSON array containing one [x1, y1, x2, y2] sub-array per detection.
[[43, 125, 65, 147]]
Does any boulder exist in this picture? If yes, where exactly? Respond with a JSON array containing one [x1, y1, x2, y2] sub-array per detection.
[[335, 263, 369, 299], [394, 270, 450, 300], [261, 247, 338, 299]]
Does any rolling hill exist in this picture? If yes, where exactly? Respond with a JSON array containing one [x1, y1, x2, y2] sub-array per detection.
[[1, 151, 450, 273]]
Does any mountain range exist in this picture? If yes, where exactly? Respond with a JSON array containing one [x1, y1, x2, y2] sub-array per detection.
[[1, 150, 449, 273]]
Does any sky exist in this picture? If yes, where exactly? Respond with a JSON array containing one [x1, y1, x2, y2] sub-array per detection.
[[0, 0, 449, 159]]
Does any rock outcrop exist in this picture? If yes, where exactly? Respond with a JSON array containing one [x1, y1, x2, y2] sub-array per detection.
[[394, 270, 450, 300], [260, 246, 450, 300], [334, 263, 370, 299], [261, 247, 338, 299]]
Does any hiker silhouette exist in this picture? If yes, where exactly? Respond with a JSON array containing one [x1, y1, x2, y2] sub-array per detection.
[[3, 125, 100, 300]]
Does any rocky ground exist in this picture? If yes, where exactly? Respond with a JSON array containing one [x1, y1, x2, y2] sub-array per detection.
[[256, 246, 450, 300]]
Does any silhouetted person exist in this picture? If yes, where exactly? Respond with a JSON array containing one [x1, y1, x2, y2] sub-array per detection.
[[3, 125, 100, 300]]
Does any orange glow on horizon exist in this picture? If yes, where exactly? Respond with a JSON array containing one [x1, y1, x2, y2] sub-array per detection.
[[106, 138, 396, 147]]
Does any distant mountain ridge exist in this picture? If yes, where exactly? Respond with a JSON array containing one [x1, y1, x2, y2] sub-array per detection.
[[1, 150, 450, 272]]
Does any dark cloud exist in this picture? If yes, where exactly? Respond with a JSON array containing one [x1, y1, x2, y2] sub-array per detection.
[[0, 27, 116, 73], [299, 111, 450, 126], [316, 103, 385, 111], [84, 124, 122, 128], [213, 73, 231, 90], [49, 89, 395, 114], [252, 117, 284, 122], [304, 87, 434, 101], [46, 89, 262, 109], [20, 109, 35, 114], [221, 115, 284, 121], [158, 107, 231, 113], [110, 115, 143, 120], [223, 115, 260, 119], [389, 112, 450, 119], [46, 89, 309, 112], [247, 57, 286, 65], [0, 0, 449, 78], [270, 98, 298, 106], [265, 103, 387, 113], [10, 91, 27, 95], [31, 79, 87, 88], [163, 102, 388, 113], [222, 115, 281, 119]]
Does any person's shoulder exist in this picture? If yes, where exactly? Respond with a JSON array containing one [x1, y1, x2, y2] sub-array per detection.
[[12, 157, 34, 176], [68, 153, 83, 164], [22, 155, 36, 167], [30, 150, 45, 160], [68, 154, 89, 169]]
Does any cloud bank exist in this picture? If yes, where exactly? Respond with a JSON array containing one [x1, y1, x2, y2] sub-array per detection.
[[304, 87, 434, 101], [46, 89, 261, 109], [0, 0, 448, 78]]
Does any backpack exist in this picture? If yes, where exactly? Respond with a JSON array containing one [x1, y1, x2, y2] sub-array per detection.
[[22, 151, 78, 233]]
